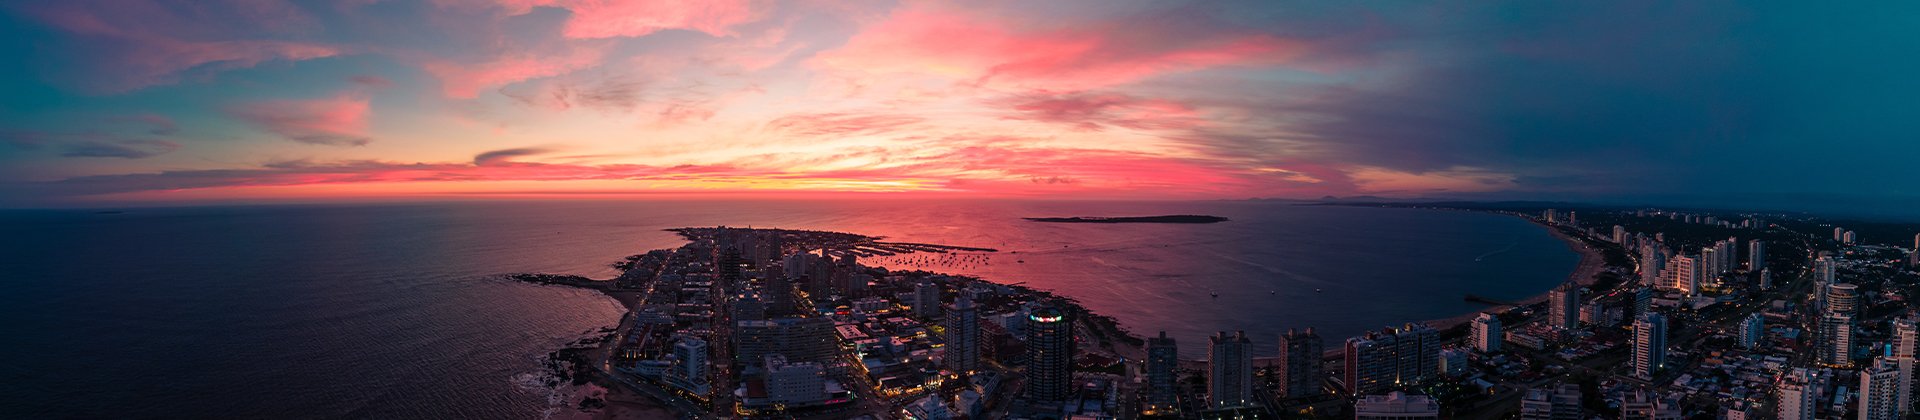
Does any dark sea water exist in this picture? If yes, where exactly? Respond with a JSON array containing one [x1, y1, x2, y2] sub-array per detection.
[[0, 200, 1576, 418]]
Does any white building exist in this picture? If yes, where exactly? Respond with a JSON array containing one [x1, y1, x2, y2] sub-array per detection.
[[764, 354, 827, 407], [1862, 357, 1901, 420], [1471, 313, 1502, 353], [1777, 368, 1816, 420]]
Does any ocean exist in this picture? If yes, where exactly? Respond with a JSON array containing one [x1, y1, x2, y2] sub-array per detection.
[[0, 200, 1576, 417]]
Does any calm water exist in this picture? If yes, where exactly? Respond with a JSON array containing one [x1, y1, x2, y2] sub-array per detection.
[[0, 200, 1575, 417]]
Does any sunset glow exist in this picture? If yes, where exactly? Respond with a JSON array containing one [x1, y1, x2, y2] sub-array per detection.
[[3, 1, 1917, 205]]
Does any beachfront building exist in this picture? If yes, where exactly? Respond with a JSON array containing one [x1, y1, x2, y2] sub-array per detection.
[[1345, 323, 1439, 395], [1632, 313, 1667, 380], [1208, 331, 1253, 409], [1471, 313, 1502, 353], [1354, 392, 1439, 419], [1024, 306, 1074, 401], [1144, 332, 1178, 414], [1277, 328, 1324, 399], [1549, 281, 1581, 331]]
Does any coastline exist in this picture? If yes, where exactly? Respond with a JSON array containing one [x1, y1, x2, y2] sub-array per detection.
[[1421, 214, 1609, 331]]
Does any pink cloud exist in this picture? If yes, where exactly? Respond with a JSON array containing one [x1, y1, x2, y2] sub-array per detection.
[[421, 46, 608, 98], [498, 0, 758, 39], [814, 6, 1309, 90], [765, 112, 925, 137], [229, 94, 373, 146]]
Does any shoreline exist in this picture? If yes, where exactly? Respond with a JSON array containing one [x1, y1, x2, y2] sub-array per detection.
[[1419, 213, 1610, 331]]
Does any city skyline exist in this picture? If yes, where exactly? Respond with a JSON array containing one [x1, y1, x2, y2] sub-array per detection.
[[3, 1, 1919, 208]]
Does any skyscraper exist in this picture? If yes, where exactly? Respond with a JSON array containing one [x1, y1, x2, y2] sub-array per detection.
[[1144, 332, 1178, 413], [1208, 331, 1253, 409], [1777, 369, 1816, 420], [1549, 281, 1581, 331], [1738, 313, 1763, 349], [1632, 313, 1667, 380], [764, 275, 795, 316], [1892, 318, 1918, 416], [1277, 328, 1324, 399], [1470, 313, 1502, 353], [1817, 312, 1854, 368], [913, 280, 941, 318], [1613, 225, 1628, 244], [943, 297, 979, 373], [1863, 357, 1902, 420], [1639, 244, 1667, 287], [1024, 306, 1074, 401], [1815, 256, 1837, 285], [1747, 239, 1765, 271], [1665, 255, 1698, 295]]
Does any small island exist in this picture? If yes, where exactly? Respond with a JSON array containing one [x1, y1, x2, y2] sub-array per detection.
[[1023, 214, 1229, 224]]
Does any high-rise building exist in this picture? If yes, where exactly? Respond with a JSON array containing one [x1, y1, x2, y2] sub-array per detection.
[[913, 280, 941, 318], [1613, 225, 1628, 244], [1844, 230, 1858, 245], [1354, 392, 1439, 419], [1776, 369, 1816, 420], [1520, 384, 1583, 420], [734, 317, 838, 365], [1277, 328, 1324, 399], [1817, 312, 1854, 368], [1144, 332, 1178, 413], [1639, 244, 1667, 287], [1024, 306, 1074, 401], [667, 337, 711, 396], [943, 297, 979, 373], [1738, 313, 1764, 349], [1893, 319, 1918, 417], [1701, 246, 1722, 278], [1836, 227, 1847, 242], [1345, 323, 1439, 395], [1863, 357, 1902, 420], [1470, 313, 1502, 353], [1665, 255, 1698, 295], [1208, 331, 1253, 409], [1549, 281, 1581, 331], [1815, 256, 1837, 285], [1827, 283, 1859, 316], [1633, 287, 1652, 320], [1758, 269, 1773, 290], [1747, 239, 1765, 271], [1632, 313, 1667, 380]]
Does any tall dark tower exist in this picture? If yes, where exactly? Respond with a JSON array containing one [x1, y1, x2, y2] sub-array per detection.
[[1024, 306, 1074, 401], [1277, 328, 1324, 399], [1144, 331, 1178, 413]]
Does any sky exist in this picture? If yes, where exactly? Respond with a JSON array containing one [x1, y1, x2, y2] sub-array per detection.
[[1, 0, 1917, 207]]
